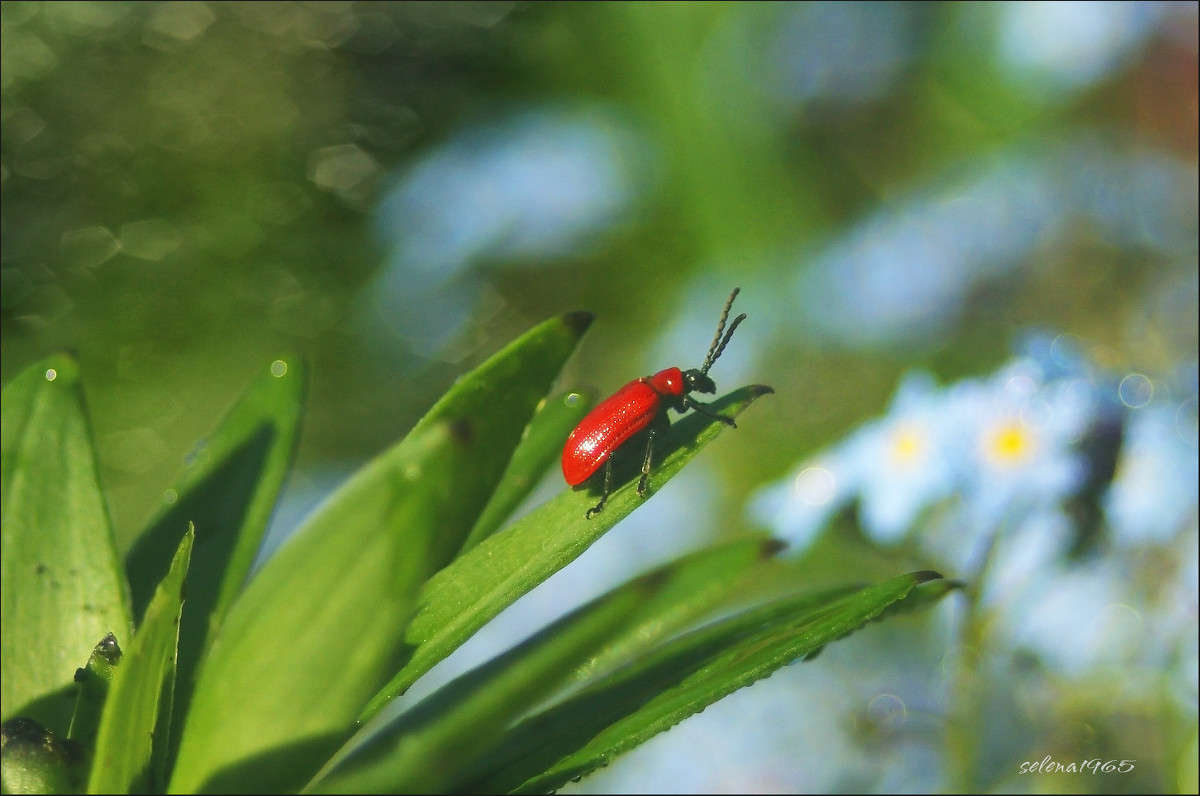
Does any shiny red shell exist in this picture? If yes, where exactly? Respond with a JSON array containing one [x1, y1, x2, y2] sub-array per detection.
[[562, 367, 685, 485]]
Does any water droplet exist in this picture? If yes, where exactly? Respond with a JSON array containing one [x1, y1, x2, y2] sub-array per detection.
[[270, 360, 288, 377], [45, 368, 57, 381], [163, 489, 178, 505]]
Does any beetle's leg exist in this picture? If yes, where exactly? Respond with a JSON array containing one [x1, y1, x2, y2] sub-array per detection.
[[638, 426, 658, 495], [683, 396, 737, 428], [585, 458, 614, 519]]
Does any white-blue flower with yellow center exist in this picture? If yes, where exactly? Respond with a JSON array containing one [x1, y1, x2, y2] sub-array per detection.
[[950, 358, 1095, 527], [749, 372, 960, 551], [841, 373, 959, 543]]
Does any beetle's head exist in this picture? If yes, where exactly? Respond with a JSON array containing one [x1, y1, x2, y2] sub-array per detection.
[[683, 368, 716, 395]]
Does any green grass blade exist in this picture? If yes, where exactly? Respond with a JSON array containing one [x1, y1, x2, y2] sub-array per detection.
[[309, 536, 780, 794], [87, 526, 192, 795], [359, 384, 775, 723], [1, 355, 132, 734], [168, 313, 592, 794], [123, 358, 304, 774], [459, 388, 595, 554], [478, 571, 948, 794]]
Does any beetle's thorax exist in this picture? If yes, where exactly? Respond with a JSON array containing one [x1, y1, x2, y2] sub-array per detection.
[[645, 367, 685, 397]]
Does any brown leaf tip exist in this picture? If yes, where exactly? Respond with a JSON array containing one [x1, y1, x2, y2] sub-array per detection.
[[562, 310, 596, 336]]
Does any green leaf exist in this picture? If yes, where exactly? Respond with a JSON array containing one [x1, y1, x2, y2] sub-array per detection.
[[122, 358, 304, 773], [1, 355, 132, 734], [309, 535, 780, 794], [459, 388, 595, 554], [308, 580, 645, 795], [68, 633, 123, 749], [473, 570, 947, 794], [359, 384, 774, 723], [87, 526, 192, 795], [125, 357, 303, 635], [408, 311, 595, 569], [168, 313, 592, 794]]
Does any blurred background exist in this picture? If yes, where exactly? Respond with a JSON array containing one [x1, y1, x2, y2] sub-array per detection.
[[2, 2, 1196, 792]]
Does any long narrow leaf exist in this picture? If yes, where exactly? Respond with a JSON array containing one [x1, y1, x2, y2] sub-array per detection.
[[473, 571, 948, 794], [125, 357, 303, 633], [360, 384, 774, 722], [310, 535, 780, 794], [87, 527, 192, 794], [123, 358, 304, 773], [167, 422, 452, 794], [410, 311, 595, 570], [309, 582, 646, 795], [168, 313, 592, 794], [1, 355, 132, 734], [459, 388, 595, 554]]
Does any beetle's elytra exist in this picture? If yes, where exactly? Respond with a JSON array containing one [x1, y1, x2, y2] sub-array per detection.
[[562, 287, 747, 518]]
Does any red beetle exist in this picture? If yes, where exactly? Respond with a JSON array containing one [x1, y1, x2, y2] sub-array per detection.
[[563, 287, 747, 518]]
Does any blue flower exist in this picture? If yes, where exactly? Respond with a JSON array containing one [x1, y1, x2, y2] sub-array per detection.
[[842, 373, 960, 543], [949, 358, 1095, 528], [750, 342, 1105, 561], [1105, 399, 1199, 546]]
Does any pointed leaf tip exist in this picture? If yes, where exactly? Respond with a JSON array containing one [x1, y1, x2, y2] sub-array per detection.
[[761, 538, 787, 559], [562, 311, 595, 336]]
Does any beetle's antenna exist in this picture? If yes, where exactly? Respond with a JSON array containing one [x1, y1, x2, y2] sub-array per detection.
[[701, 287, 746, 375], [706, 312, 746, 373]]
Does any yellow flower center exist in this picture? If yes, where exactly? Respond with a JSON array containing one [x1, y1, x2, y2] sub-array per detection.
[[889, 424, 925, 466], [984, 418, 1034, 468]]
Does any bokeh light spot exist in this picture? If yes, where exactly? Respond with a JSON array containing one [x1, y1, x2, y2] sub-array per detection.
[[794, 466, 836, 506], [865, 693, 908, 730], [1118, 373, 1154, 408]]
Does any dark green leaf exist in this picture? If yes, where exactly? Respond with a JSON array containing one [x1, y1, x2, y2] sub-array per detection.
[[168, 313, 591, 794], [459, 388, 595, 554], [360, 384, 774, 723], [476, 571, 946, 794], [311, 535, 780, 794], [123, 357, 304, 773], [1, 355, 132, 734], [408, 310, 594, 569]]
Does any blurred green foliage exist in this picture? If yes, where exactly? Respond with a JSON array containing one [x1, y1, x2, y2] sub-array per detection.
[[2, 2, 1196, 792], [3, 2, 1194, 548]]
